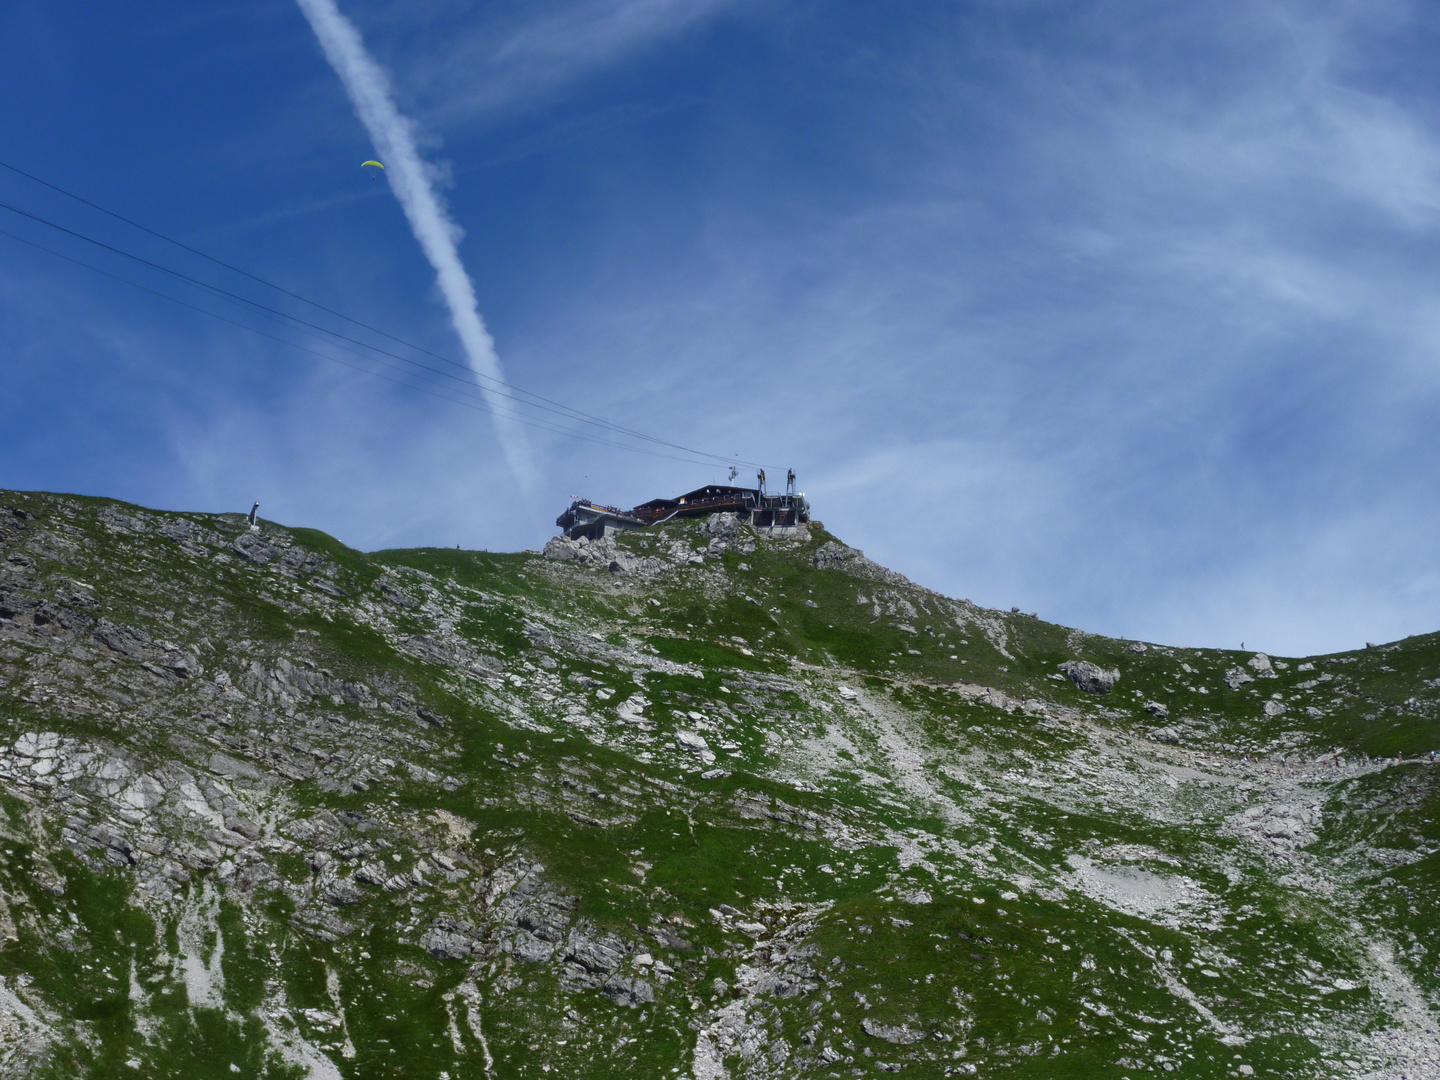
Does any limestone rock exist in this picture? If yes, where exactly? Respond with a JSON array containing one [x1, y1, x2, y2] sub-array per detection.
[[543, 535, 663, 575], [667, 540, 704, 567], [811, 542, 911, 586], [523, 619, 556, 648], [1058, 660, 1118, 694], [704, 513, 755, 558], [400, 635, 457, 666], [423, 920, 480, 960], [603, 974, 654, 1007], [543, 535, 598, 565], [5, 489, 1438, 1077], [353, 862, 388, 886], [1224, 667, 1255, 690], [376, 575, 422, 609], [230, 531, 282, 565], [323, 877, 364, 907], [99, 507, 150, 533], [616, 694, 649, 725], [1230, 803, 1319, 849], [277, 546, 327, 579], [675, 731, 716, 766], [568, 935, 624, 974], [91, 619, 153, 660], [861, 1018, 924, 1044]]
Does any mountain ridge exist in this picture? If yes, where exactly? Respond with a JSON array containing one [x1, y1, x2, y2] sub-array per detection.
[[0, 488, 1436, 1079]]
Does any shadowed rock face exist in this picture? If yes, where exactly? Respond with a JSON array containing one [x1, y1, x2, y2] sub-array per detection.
[[0, 489, 1438, 1080]]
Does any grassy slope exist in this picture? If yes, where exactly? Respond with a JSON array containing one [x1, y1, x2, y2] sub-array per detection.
[[0, 492, 1435, 1079]]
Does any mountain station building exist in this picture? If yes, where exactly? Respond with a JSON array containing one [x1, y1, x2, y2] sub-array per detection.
[[557, 472, 810, 541]]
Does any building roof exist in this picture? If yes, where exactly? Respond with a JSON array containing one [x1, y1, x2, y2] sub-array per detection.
[[632, 485, 759, 512]]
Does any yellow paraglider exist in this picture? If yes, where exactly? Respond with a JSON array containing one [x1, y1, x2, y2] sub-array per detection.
[[361, 160, 384, 169]]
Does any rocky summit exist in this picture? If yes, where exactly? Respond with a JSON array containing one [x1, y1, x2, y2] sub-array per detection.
[[0, 491, 1437, 1080]]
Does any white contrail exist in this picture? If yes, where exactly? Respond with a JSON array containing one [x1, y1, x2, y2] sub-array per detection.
[[295, 0, 533, 487]]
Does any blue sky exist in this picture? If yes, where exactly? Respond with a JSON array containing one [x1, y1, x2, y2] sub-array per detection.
[[4, 0, 1440, 656]]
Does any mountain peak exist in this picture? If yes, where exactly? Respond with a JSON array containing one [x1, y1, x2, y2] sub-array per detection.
[[0, 489, 1436, 1078]]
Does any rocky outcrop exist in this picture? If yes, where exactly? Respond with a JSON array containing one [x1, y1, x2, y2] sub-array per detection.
[[230, 530, 286, 566], [376, 574, 422, 609], [666, 540, 704, 566], [811, 541, 911, 586], [1248, 653, 1278, 677], [675, 730, 715, 765], [602, 974, 655, 1007], [861, 1017, 925, 1044], [399, 634, 503, 677], [704, 513, 756, 558], [1058, 659, 1119, 693], [1225, 666, 1255, 690], [3, 489, 1438, 1080], [1228, 802, 1320, 850], [542, 535, 666, 575], [91, 618, 154, 660]]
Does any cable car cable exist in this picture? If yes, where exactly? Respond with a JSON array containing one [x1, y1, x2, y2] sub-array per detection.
[[0, 160, 765, 471]]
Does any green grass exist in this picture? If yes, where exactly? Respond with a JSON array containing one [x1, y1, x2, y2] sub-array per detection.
[[5, 490, 1440, 1078]]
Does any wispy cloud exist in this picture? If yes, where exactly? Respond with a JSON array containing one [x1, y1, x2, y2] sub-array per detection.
[[362, 0, 742, 123], [193, 185, 389, 243], [463, 0, 1440, 653], [163, 361, 541, 552], [294, 0, 534, 487], [11, 0, 1440, 657], [497, 0, 731, 62]]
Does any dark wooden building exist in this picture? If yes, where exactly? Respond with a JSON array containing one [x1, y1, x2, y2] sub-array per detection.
[[556, 476, 809, 541]]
